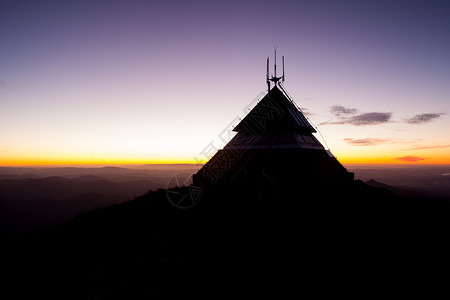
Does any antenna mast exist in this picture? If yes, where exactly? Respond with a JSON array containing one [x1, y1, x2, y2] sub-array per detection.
[[266, 57, 270, 92], [274, 48, 277, 79], [266, 48, 285, 92]]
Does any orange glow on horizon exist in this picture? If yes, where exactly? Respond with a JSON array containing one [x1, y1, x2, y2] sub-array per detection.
[[338, 155, 450, 165], [2, 152, 450, 167], [0, 156, 202, 167]]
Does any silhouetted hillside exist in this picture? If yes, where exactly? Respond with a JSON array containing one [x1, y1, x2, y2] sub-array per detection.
[[0, 166, 201, 237], [365, 179, 427, 198], [349, 165, 450, 198], [0, 176, 158, 236], [3, 179, 450, 299], [0, 176, 156, 201], [0, 193, 126, 236]]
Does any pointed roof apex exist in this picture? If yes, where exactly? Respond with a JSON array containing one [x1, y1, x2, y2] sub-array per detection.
[[233, 84, 316, 134]]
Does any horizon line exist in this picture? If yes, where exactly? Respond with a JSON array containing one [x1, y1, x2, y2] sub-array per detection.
[[1, 162, 450, 168]]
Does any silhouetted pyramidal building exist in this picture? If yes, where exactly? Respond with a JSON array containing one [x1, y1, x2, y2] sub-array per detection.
[[194, 55, 353, 196]]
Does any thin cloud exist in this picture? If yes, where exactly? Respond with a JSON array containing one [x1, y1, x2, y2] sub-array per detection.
[[330, 105, 358, 116], [347, 112, 392, 125], [343, 138, 392, 146], [404, 113, 445, 124], [404, 144, 450, 151], [321, 111, 392, 126], [395, 156, 428, 162]]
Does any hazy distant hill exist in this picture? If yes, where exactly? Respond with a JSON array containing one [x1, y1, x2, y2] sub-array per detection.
[[0, 166, 200, 236], [365, 179, 427, 198], [349, 164, 450, 198], [0, 176, 155, 236], [0, 165, 201, 180], [0, 176, 152, 201], [1, 193, 126, 236]]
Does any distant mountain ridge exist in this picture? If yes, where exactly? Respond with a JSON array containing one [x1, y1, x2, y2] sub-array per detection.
[[0, 176, 156, 201], [0, 165, 201, 180], [365, 179, 427, 198], [349, 165, 450, 198], [0, 166, 201, 236], [0, 175, 158, 236]]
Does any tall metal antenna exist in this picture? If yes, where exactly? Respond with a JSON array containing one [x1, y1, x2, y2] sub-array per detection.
[[266, 57, 270, 92], [274, 47, 277, 79], [267, 48, 285, 91]]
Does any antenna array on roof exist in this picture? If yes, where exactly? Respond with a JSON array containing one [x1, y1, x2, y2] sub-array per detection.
[[266, 48, 285, 92]]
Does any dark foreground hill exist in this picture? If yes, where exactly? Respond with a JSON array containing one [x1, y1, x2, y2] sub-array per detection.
[[2, 180, 450, 299]]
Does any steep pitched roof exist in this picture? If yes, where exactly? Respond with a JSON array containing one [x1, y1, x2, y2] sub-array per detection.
[[233, 85, 316, 134], [193, 83, 353, 188]]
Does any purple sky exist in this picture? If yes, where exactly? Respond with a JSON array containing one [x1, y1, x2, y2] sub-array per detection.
[[1, 0, 450, 164]]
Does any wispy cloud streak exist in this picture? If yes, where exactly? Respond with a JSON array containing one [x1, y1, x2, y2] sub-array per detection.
[[321, 105, 392, 126], [395, 156, 428, 162], [346, 112, 392, 125], [404, 113, 445, 124], [330, 105, 358, 116], [404, 144, 450, 151], [343, 138, 392, 146]]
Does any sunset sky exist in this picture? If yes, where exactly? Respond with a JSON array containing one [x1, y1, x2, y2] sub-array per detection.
[[1, 0, 450, 166]]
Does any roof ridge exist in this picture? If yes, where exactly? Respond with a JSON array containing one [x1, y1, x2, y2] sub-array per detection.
[[233, 85, 316, 134]]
